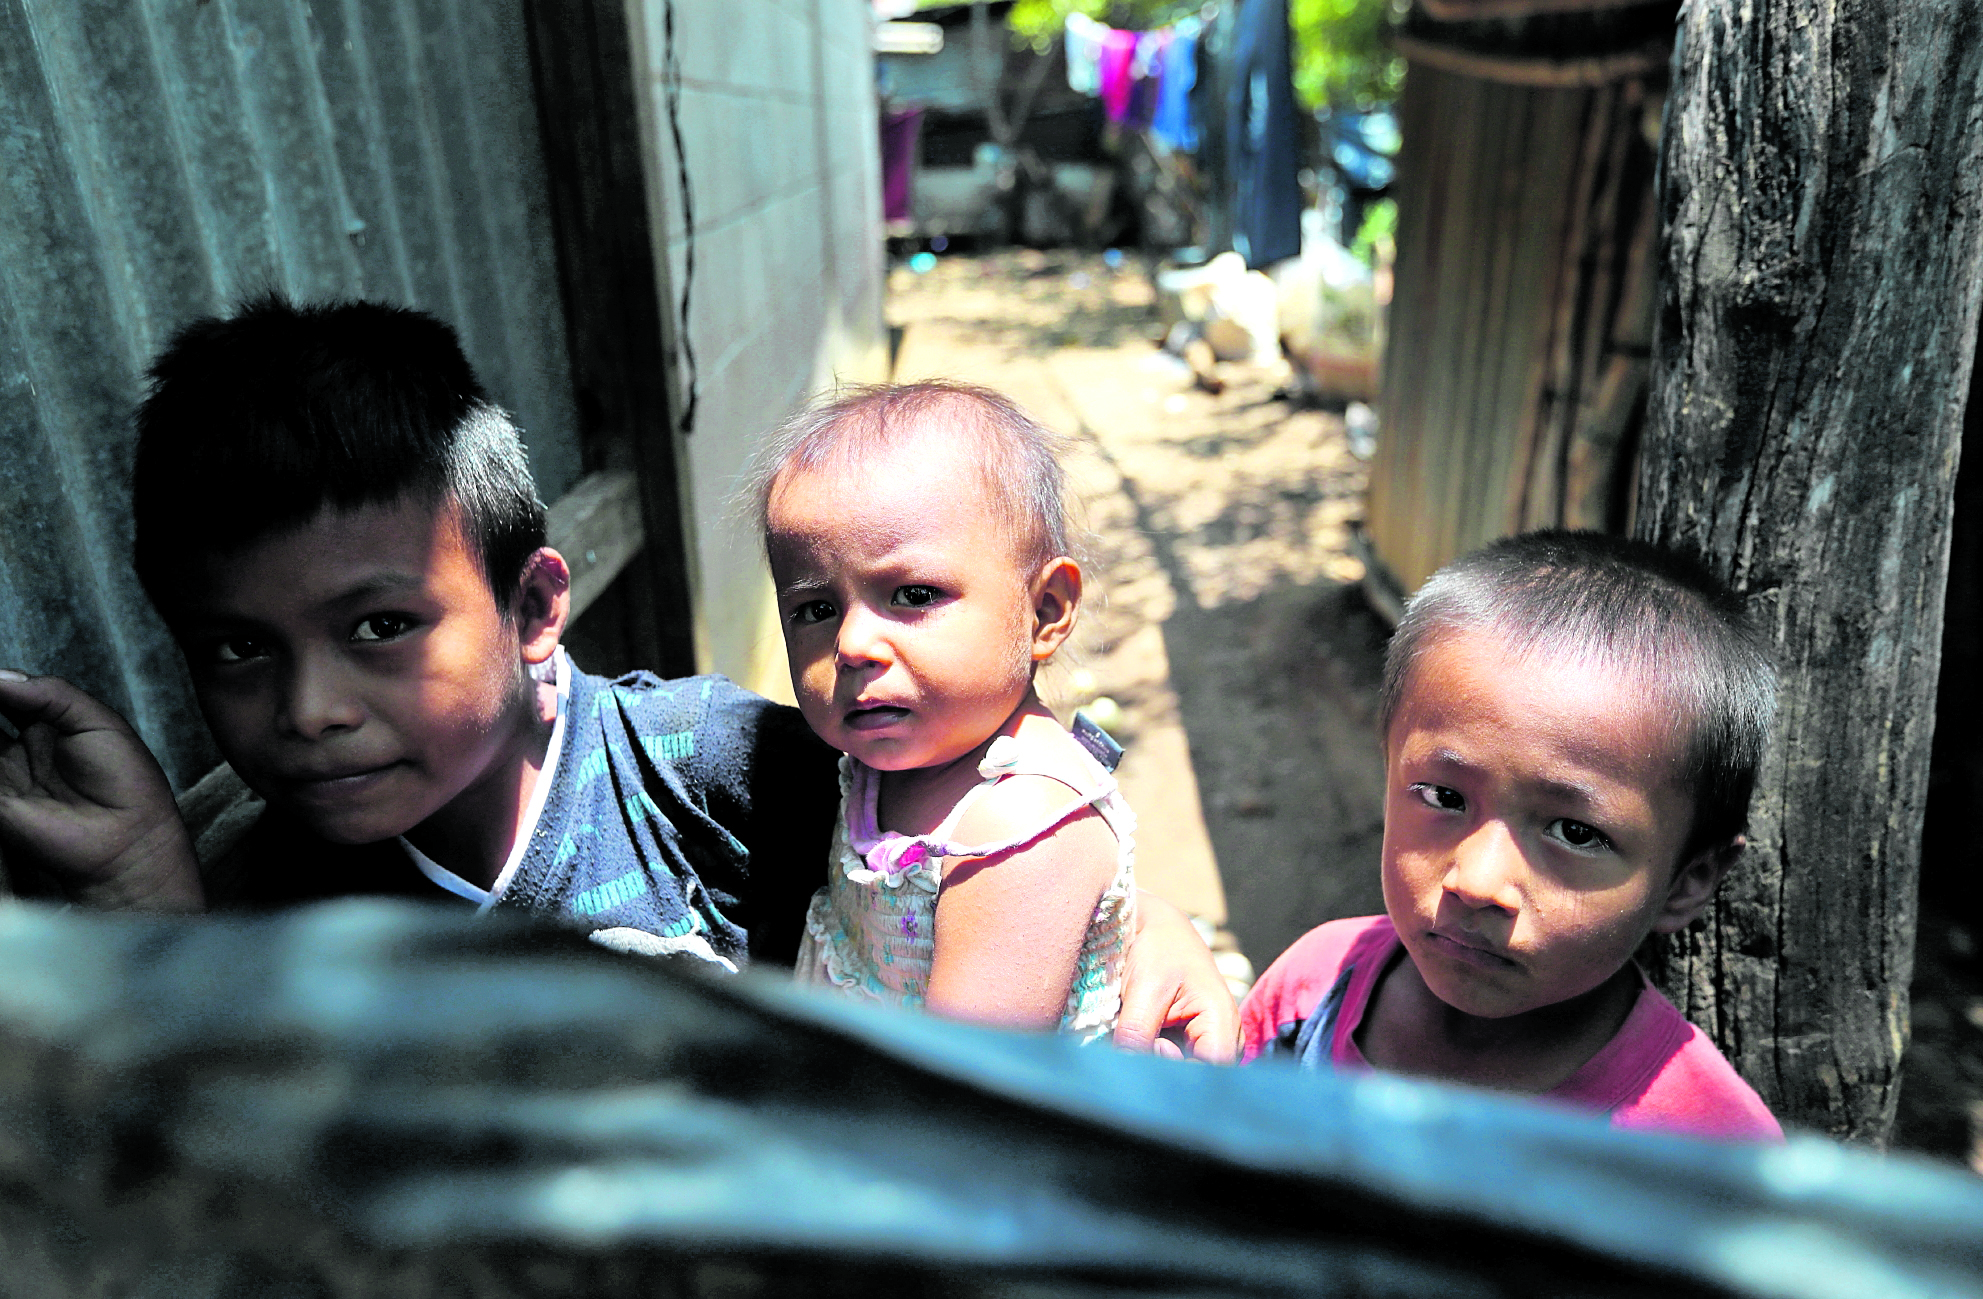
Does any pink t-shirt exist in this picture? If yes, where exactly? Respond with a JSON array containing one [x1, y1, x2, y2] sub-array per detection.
[[1240, 916, 1784, 1142]]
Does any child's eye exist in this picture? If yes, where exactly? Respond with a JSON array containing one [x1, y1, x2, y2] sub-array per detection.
[[212, 637, 271, 665], [1545, 818, 1615, 854], [1409, 782, 1465, 812], [351, 614, 417, 643], [892, 584, 942, 609], [791, 599, 838, 626]]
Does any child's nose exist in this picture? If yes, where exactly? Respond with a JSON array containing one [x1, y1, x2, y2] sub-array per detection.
[[834, 604, 894, 670], [278, 651, 365, 739], [1444, 821, 1523, 914]]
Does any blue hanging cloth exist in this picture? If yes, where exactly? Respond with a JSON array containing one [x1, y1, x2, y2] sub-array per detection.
[[1226, 0, 1302, 269], [1151, 16, 1201, 152]]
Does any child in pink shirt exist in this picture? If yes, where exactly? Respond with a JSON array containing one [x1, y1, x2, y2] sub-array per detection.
[[1242, 531, 1782, 1141]]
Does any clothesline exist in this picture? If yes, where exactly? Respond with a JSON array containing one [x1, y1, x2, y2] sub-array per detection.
[[1062, 10, 1206, 150]]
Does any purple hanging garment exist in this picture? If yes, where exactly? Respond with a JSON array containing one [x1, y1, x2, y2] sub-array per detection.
[[1099, 29, 1138, 123], [1126, 30, 1167, 132], [880, 106, 924, 225]]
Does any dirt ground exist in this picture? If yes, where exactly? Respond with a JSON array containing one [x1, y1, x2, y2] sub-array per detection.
[[886, 248, 1983, 1167]]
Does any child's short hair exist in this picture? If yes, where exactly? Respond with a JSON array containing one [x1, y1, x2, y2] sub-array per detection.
[[748, 381, 1073, 571], [132, 295, 546, 616], [1379, 530, 1777, 858]]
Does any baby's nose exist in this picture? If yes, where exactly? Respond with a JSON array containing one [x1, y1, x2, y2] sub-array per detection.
[[834, 605, 894, 668]]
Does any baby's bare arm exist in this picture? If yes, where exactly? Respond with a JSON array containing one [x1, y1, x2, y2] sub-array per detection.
[[0, 671, 204, 911], [926, 777, 1120, 1031]]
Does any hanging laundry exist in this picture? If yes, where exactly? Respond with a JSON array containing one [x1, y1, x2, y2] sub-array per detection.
[[1227, 0, 1302, 269], [1151, 16, 1201, 152], [1192, 7, 1235, 252], [1099, 27, 1139, 124], [1124, 30, 1167, 132], [1064, 12, 1105, 96], [879, 106, 924, 226]]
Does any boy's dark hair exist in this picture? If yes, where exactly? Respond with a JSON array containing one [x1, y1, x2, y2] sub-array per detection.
[[746, 381, 1074, 572], [1378, 530, 1777, 861], [132, 295, 546, 615]]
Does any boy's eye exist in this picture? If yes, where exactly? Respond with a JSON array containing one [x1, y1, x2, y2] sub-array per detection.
[[351, 614, 417, 643], [1545, 818, 1615, 854], [212, 637, 271, 665], [791, 599, 838, 626], [892, 584, 942, 609], [1409, 782, 1465, 812]]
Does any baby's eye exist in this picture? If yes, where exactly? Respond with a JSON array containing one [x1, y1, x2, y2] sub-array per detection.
[[212, 637, 271, 665], [1409, 782, 1465, 812], [790, 599, 838, 626], [892, 584, 942, 609], [1545, 818, 1615, 854], [351, 614, 417, 643]]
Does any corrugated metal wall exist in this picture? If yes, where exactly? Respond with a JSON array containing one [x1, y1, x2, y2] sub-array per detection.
[[1364, 60, 1659, 596], [0, 0, 582, 790]]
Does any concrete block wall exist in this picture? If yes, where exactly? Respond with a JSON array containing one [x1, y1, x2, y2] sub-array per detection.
[[627, 0, 888, 700]]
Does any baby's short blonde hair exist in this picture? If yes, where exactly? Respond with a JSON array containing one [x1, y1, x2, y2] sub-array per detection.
[[748, 381, 1074, 572]]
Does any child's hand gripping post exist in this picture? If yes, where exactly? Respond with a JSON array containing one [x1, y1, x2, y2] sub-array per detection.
[[0, 671, 204, 911]]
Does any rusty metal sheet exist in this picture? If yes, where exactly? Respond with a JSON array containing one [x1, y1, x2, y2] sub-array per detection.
[[1366, 61, 1650, 600]]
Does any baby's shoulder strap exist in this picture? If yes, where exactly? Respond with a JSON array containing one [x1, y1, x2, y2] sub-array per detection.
[[930, 735, 1116, 859]]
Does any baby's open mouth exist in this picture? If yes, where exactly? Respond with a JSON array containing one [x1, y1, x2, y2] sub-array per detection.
[[845, 705, 911, 731]]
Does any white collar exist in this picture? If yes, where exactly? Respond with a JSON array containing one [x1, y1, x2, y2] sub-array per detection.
[[403, 647, 572, 911]]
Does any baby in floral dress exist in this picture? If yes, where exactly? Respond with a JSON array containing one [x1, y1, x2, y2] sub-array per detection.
[[750, 382, 1134, 1038]]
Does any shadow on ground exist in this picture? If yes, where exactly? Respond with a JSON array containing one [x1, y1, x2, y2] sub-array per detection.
[[948, 299, 1162, 357], [1161, 580, 1391, 970]]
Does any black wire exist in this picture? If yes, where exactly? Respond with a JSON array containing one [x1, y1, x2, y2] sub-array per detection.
[[662, 0, 698, 435]]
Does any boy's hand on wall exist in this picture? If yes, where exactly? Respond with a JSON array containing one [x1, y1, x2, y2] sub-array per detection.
[[1115, 891, 1241, 1063], [0, 672, 204, 912]]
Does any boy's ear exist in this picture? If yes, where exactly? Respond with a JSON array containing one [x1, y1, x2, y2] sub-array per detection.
[[1650, 835, 1743, 935], [1028, 556, 1083, 662], [515, 547, 572, 666]]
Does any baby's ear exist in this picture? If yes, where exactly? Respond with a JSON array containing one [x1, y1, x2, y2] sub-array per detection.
[[1650, 836, 1743, 935], [515, 547, 572, 665], [1029, 556, 1083, 661]]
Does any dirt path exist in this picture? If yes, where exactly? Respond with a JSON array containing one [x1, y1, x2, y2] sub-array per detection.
[[887, 250, 1389, 974]]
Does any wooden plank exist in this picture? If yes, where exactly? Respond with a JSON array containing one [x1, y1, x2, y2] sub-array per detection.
[[546, 469, 645, 620], [1393, 32, 1670, 88], [1512, 81, 1607, 531], [1420, 0, 1664, 16], [1561, 80, 1656, 531], [520, 0, 698, 677]]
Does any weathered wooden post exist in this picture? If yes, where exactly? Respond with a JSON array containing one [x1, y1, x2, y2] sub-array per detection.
[[1637, 0, 1983, 1142]]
